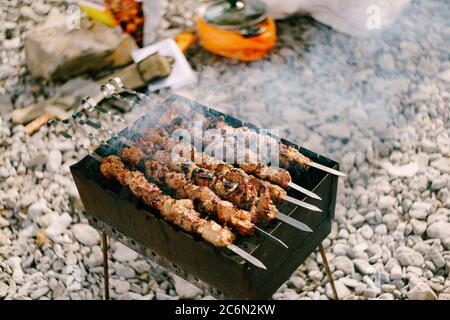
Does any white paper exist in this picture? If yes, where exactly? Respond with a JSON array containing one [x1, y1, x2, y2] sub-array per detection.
[[131, 38, 197, 92]]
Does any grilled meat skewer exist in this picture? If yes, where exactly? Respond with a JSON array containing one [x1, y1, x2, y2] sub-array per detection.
[[120, 148, 288, 248], [138, 128, 321, 212], [154, 108, 322, 199], [136, 126, 321, 211], [123, 143, 312, 232], [100, 155, 234, 246], [125, 145, 276, 222], [100, 155, 267, 270], [121, 147, 255, 236], [158, 104, 344, 178]]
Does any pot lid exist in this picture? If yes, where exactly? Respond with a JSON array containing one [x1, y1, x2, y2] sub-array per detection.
[[203, 0, 266, 29]]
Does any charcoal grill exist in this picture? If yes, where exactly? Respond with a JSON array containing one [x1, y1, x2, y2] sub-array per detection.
[[70, 94, 340, 300]]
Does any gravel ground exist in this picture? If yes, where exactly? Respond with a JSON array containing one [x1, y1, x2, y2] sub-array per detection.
[[0, 0, 449, 300]]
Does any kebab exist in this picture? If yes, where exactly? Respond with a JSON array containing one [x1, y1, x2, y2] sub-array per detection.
[[124, 141, 312, 232], [154, 106, 322, 199], [137, 127, 321, 212], [99, 155, 267, 269], [120, 147, 288, 248], [157, 104, 344, 182]]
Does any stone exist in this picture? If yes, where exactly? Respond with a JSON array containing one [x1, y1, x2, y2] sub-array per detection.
[[0, 282, 8, 298], [378, 196, 396, 209], [7, 257, 24, 283], [332, 256, 355, 275], [28, 200, 50, 219], [380, 161, 418, 177], [72, 224, 100, 246], [430, 158, 450, 174], [170, 274, 202, 299], [0, 95, 13, 119], [290, 276, 306, 289], [112, 243, 139, 262], [45, 212, 72, 239], [156, 292, 179, 300], [24, 13, 137, 80], [111, 279, 131, 294], [411, 219, 427, 236], [84, 246, 103, 268], [360, 225, 374, 240], [325, 280, 351, 300], [30, 287, 49, 299], [353, 259, 376, 275], [318, 123, 351, 140], [407, 282, 437, 300], [395, 246, 424, 267], [409, 201, 432, 220], [427, 222, 450, 241], [116, 266, 136, 279], [46, 150, 62, 173], [378, 293, 395, 300], [390, 265, 402, 280], [426, 249, 446, 269]]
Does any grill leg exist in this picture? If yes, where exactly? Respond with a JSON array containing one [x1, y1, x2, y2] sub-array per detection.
[[102, 233, 110, 300], [319, 243, 338, 300]]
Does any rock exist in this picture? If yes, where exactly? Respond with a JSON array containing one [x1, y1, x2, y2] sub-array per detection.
[[426, 247, 446, 269], [24, 152, 48, 168], [427, 222, 450, 241], [325, 280, 351, 300], [281, 289, 299, 300], [395, 246, 424, 267], [290, 276, 306, 289], [411, 219, 427, 236], [332, 256, 355, 275], [84, 246, 103, 268], [7, 257, 24, 283], [363, 287, 380, 298], [409, 201, 432, 220], [171, 274, 202, 299], [46, 150, 62, 172], [112, 243, 139, 262], [390, 264, 402, 280], [360, 225, 374, 240], [318, 123, 351, 140], [111, 279, 131, 295], [438, 293, 450, 300], [439, 69, 450, 82], [378, 293, 395, 300], [45, 212, 72, 239], [380, 161, 418, 177], [378, 196, 396, 209], [0, 95, 13, 119], [0, 282, 8, 298], [407, 282, 437, 300], [30, 287, 49, 299], [72, 224, 100, 246], [116, 266, 136, 279], [353, 259, 376, 275], [430, 158, 450, 174], [156, 292, 179, 300], [24, 12, 137, 80], [27, 200, 49, 219]]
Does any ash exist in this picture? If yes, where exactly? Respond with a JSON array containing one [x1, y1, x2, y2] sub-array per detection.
[[0, 0, 449, 300]]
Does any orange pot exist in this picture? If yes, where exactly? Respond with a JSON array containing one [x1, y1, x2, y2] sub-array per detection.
[[195, 1, 276, 61]]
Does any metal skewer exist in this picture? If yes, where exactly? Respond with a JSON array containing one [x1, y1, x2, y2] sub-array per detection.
[[287, 182, 322, 200], [276, 212, 313, 233], [308, 161, 346, 177], [227, 244, 267, 270], [254, 226, 288, 249], [283, 195, 322, 213]]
